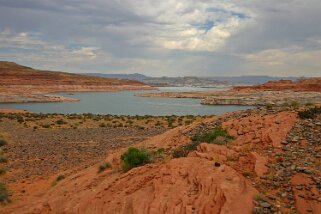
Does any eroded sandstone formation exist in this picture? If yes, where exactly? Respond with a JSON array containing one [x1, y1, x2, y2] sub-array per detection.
[[2, 107, 319, 214]]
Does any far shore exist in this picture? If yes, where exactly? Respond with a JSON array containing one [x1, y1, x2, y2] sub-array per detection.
[[0, 108, 30, 113], [0, 85, 155, 103]]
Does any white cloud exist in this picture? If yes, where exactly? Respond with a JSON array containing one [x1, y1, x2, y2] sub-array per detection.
[[123, 0, 254, 52], [0, 30, 102, 61], [72, 47, 99, 59], [243, 48, 321, 76]]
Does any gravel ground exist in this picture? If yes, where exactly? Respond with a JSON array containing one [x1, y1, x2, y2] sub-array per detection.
[[0, 120, 166, 182]]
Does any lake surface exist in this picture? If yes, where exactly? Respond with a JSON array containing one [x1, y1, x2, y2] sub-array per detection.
[[0, 87, 253, 116]]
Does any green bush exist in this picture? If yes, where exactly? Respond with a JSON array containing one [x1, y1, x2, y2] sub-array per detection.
[[0, 139, 7, 147], [98, 162, 112, 173], [291, 101, 300, 108], [265, 103, 273, 109], [99, 123, 106, 127], [156, 148, 165, 153], [51, 175, 65, 187], [281, 102, 289, 107], [0, 168, 5, 175], [191, 127, 234, 145], [56, 119, 65, 125], [0, 183, 10, 203], [298, 107, 321, 119], [121, 147, 151, 171], [172, 141, 199, 158], [172, 127, 234, 158], [56, 175, 65, 181], [0, 155, 7, 163], [17, 116, 24, 123], [42, 124, 50, 128]]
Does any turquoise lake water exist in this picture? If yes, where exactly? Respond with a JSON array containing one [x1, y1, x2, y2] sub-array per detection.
[[0, 87, 253, 116]]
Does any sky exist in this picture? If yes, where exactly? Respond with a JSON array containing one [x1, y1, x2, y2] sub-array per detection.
[[0, 0, 321, 77]]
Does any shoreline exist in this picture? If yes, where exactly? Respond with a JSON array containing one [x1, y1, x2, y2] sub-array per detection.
[[0, 85, 155, 103], [136, 90, 321, 106]]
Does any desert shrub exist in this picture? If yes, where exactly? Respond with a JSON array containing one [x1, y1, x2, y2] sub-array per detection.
[[42, 124, 50, 128], [157, 148, 165, 153], [149, 148, 165, 161], [172, 141, 199, 158], [172, 147, 186, 158], [121, 147, 151, 171], [98, 162, 112, 173], [191, 127, 234, 145], [99, 123, 106, 127], [298, 107, 321, 119], [155, 121, 162, 126], [305, 102, 314, 107], [56, 119, 65, 125], [0, 168, 5, 176], [51, 175, 65, 187], [56, 175, 65, 181], [0, 183, 10, 203], [127, 120, 134, 125], [184, 120, 193, 125], [0, 155, 7, 163], [16, 116, 24, 123], [0, 139, 7, 147], [172, 127, 234, 158], [265, 103, 273, 109], [281, 102, 289, 107], [290, 101, 300, 109]]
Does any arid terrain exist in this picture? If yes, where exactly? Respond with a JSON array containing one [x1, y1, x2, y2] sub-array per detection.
[[0, 64, 320, 213], [0, 61, 153, 103], [137, 78, 321, 106], [0, 104, 320, 214]]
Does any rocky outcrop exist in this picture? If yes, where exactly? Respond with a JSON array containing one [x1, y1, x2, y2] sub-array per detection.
[[13, 158, 256, 214]]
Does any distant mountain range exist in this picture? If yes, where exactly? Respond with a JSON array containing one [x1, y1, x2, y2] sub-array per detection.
[[84, 73, 302, 86], [84, 73, 148, 81]]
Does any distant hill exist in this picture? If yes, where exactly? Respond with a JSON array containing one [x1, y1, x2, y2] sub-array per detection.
[[86, 73, 301, 86], [0, 61, 153, 103], [83, 73, 148, 81], [0, 61, 146, 87], [209, 76, 301, 84]]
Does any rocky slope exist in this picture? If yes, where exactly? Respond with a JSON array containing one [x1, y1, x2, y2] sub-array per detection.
[[0, 61, 153, 103], [1, 107, 320, 213]]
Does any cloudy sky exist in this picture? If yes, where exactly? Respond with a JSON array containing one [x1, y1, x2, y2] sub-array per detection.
[[0, 0, 321, 77]]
